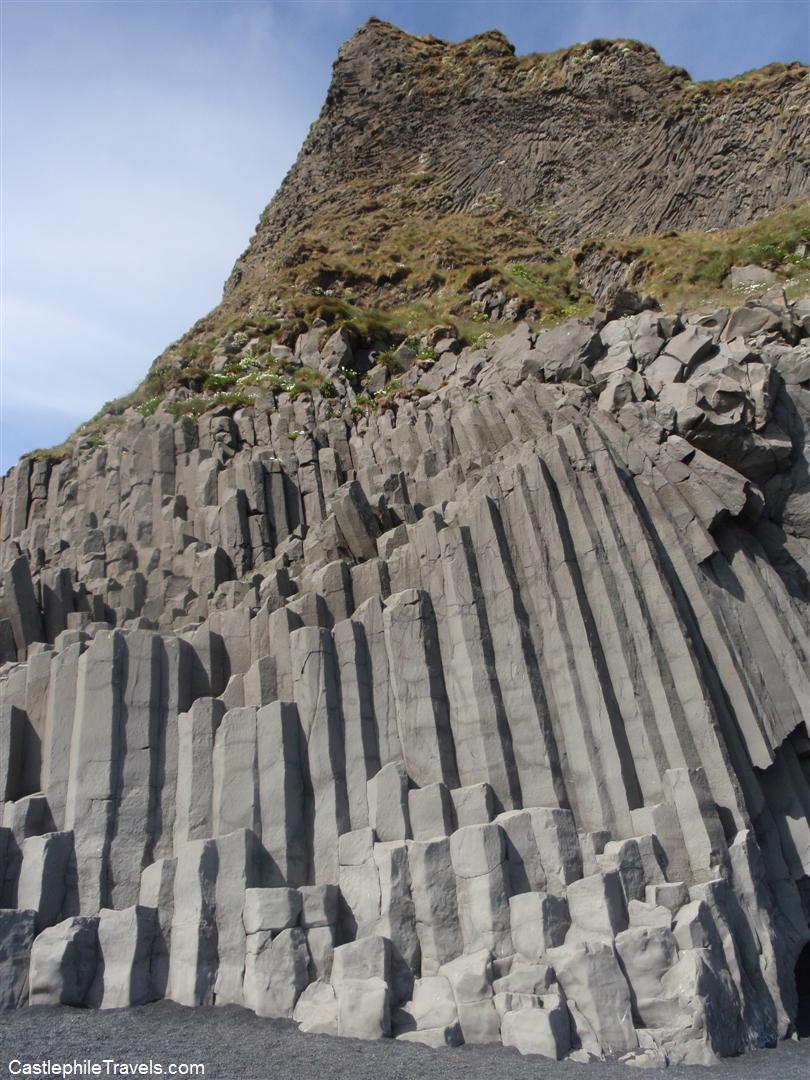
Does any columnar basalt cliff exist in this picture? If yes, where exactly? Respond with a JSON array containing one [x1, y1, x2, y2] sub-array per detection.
[[2, 20, 810, 1067], [218, 18, 809, 323]]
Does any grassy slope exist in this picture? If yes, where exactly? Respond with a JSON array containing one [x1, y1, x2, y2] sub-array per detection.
[[30, 197, 810, 463]]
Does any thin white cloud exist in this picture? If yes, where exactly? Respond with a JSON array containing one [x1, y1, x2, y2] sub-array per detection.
[[0, 0, 325, 470], [2, 294, 147, 413]]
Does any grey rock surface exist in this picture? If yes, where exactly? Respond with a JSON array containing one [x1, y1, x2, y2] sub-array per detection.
[[1, 289, 810, 1066], [0, 909, 36, 1007]]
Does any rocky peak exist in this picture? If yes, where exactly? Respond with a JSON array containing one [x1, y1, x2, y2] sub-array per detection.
[[221, 21, 808, 329]]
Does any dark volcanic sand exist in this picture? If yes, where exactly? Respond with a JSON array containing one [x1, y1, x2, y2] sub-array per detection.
[[1, 1003, 810, 1080]]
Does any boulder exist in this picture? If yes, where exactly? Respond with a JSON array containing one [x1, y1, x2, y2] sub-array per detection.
[[645, 352, 685, 395], [319, 328, 354, 376], [367, 761, 410, 841], [450, 823, 513, 957], [493, 964, 555, 997], [730, 265, 776, 289], [449, 822, 504, 878], [451, 783, 495, 827], [243, 887, 301, 934], [662, 326, 715, 371], [16, 830, 75, 929], [29, 916, 99, 1006], [336, 977, 391, 1039], [548, 941, 637, 1056], [408, 782, 455, 840], [500, 1000, 571, 1059], [396, 1023, 463, 1047], [533, 323, 604, 382], [723, 305, 781, 341], [598, 369, 646, 412], [614, 925, 680, 1027], [392, 974, 458, 1036], [566, 871, 628, 939], [293, 979, 338, 1035], [299, 884, 339, 928], [509, 892, 569, 960], [332, 935, 390, 986], [408, 838, 463, 974], [647, 881, 689, 912], [627, 899, 672, 928], [243, 925, 310, 1018], [496, 809, 546, 893], [87, 905, 157, 1009], [0, 909, 36, 1008], [439, 949, 500, 1044], [528, 809, 582, 894]]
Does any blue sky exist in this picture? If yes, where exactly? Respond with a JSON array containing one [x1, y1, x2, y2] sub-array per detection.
[[2, 0, 808, 472]]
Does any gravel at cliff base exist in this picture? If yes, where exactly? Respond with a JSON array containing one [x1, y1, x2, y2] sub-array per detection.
[[1, 1003, 810, 1080]]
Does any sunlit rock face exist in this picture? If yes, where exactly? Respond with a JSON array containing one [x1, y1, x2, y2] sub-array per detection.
[[2, 18, 810, 1069]]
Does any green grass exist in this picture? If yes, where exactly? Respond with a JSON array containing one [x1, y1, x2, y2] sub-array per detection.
[[27, 193, 810, 467], [579, 199, 810, 305], [136, 397, 161, 418]]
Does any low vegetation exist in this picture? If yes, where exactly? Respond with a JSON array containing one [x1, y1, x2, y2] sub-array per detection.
[[27, 195, 810, 466], [584, 199, 810, 305]]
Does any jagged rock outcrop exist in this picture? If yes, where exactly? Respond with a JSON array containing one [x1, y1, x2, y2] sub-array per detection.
[[2, 280, 810, 1063], [2, 19, 810, 1068], [219, 18, 809, 318]]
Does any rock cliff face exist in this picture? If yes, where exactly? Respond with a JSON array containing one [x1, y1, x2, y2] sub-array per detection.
[[219, 18, 809, 318], [2, 19, 810, 1068]]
